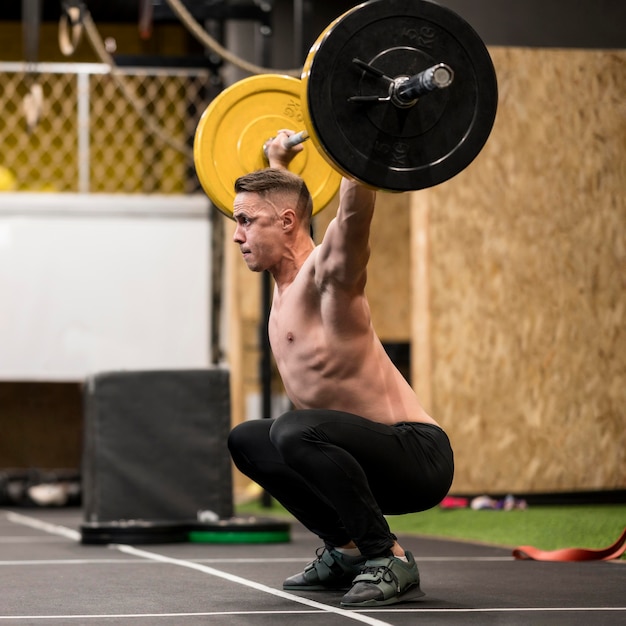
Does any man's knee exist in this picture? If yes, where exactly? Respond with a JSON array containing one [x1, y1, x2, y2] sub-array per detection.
[[270, 410, 322, 463], [227, 419, 268, 457]]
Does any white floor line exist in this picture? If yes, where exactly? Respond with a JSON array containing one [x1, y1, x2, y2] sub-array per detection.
[[0, 611, 355, 621], [0, 536, 75, 543], [0, 558, 161, 566], [5, 511, 81, 541], [1, 607, 625, 622]]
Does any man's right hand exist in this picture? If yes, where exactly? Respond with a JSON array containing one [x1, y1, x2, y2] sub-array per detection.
[[264, 129, 304, 169]]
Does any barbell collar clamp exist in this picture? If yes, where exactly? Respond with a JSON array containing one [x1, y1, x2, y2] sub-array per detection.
[[394, 63, 454, 105], [348, 63, 455, 107], [352, 57, 393, 83]]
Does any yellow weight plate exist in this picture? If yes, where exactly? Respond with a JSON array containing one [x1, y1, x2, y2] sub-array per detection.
[[194, 74, 340, 218]]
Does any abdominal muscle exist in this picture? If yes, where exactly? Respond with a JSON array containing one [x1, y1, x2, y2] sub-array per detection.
[[269, 280, 437, 427]]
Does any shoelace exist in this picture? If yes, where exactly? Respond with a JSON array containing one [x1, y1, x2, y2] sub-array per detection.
[[359, 563, 401, 593], [304, 546, 327, 572], [308, 547, 344, 577]]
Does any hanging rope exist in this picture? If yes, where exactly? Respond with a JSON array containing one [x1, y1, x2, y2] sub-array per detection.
[[60, 0, 303, 158], [163, 0, 302, 77]]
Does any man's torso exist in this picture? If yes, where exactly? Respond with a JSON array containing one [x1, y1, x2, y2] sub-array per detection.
[[268, 250, 436, 426]]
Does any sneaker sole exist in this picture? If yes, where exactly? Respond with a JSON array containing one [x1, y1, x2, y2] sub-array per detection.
[[283, 583, 352, 591], [340, 584, 425, 607]]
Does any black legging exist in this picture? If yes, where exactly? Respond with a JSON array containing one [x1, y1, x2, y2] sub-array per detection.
[[227, 409, 454, 558]]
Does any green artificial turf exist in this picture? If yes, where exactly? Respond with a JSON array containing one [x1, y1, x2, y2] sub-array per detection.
[[236, 499, 626, 557], [386, 505, 626, 554]]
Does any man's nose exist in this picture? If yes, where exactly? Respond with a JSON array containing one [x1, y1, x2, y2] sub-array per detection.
[[233, 225, 244, 244]]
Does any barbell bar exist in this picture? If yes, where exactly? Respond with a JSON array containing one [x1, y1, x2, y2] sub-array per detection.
[[279, 62, 454, 147]]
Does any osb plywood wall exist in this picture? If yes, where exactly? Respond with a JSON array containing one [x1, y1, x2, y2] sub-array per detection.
[[415, 47, 626, 493]]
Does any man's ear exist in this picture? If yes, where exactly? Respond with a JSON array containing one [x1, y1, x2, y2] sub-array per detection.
[[281, 209, 296, 232]]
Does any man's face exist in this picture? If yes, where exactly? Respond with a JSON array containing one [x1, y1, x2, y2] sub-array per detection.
[[232, 192, 283, 272]]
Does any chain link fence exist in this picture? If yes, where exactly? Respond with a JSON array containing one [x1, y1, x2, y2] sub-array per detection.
[[0, 62, 219, 194]]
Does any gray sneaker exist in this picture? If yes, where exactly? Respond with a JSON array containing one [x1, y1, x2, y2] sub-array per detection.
[[340, 551, 425, 606], [283, 547, 366, 591]]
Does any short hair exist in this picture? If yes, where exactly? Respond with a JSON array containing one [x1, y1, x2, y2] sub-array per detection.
[[234, 168, 313, 223]]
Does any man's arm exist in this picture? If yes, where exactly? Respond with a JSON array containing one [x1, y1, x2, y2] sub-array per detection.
[[264, 129, 376, 290], [316, 177, 376, 291]]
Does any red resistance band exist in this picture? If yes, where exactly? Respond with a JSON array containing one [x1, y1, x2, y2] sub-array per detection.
[[513, 527, 626, 561]]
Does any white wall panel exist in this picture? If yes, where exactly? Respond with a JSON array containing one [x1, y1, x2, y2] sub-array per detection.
[[0, 194, 211, 381]]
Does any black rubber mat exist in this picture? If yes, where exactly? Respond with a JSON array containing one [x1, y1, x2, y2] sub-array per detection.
[[80, 517, 291, 545]]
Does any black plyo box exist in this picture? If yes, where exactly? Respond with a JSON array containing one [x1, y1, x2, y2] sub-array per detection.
[[82, 369, 233, 522]]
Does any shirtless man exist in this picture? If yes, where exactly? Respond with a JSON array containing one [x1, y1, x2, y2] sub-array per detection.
[[227, 130, 454, 607]]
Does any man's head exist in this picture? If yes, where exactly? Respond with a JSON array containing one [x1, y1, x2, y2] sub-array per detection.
[[232, 168, 313, 273], [234, 168, 313, 225]]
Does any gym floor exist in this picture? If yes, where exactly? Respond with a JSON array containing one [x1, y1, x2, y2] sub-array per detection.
[[2, 507, 625, 625]]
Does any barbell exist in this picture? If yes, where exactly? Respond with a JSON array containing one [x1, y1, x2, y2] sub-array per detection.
[[194, 0, 498, 218]]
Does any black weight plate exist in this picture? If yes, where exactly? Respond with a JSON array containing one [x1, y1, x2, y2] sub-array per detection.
[[80, 520, 189, 545], [303, 0, 498, 191]]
